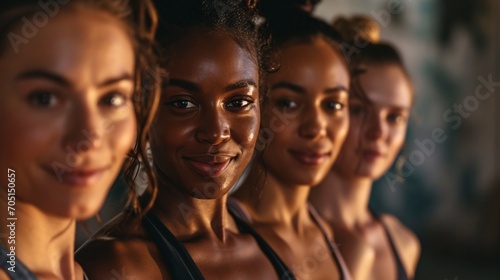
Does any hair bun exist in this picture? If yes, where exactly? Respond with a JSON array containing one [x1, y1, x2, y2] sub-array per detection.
[[333, 15, 380, 44]]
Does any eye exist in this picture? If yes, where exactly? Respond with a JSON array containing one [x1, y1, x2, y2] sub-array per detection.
[[226, 97, 254, 111], [101, 92, 129, 108], [27, 90, 58, 108], [169, 99, 196, 109], [276, 99, 298, 109], [325, 101, 344, 112], [387, 113, 407, 124]]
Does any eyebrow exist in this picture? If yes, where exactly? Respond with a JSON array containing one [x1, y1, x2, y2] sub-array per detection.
[[168, 79, 257, 93], [223, 80, 257, 92], [270, 81, 349, 95], [16, 70, 133, 87]]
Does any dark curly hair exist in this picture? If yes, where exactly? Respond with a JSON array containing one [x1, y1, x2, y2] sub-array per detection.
[[0, 0, 161, 216], [152, 0, 276, 103]]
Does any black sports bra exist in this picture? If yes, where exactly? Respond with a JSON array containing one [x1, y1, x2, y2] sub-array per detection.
[[227, 198, 353, 280], [142, 212, 295, 280]]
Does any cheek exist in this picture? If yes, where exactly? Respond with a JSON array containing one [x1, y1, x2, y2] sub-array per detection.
[[0, 111, 63, 166], [106, 112, 137, 157], [149, 115, 192, 160], [389, 127, 407, 153], [232, 110, 260, 149], [330, 113, 350, 141]]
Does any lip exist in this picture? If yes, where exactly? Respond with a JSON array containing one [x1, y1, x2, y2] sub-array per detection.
[[44, 166, 108, 187], [288, 150, 331, 166], [184, 154, 235, 178], [361, 150, 384, 162]]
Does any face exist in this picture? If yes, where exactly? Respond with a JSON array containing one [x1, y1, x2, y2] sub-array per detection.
[[0, 7, 136, 219], [261, 37, 350, 187], [333, 64, 412, 179], [149, 32, 259, 199]]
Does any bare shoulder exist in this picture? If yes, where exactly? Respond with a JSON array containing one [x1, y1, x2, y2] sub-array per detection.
[[76, 213, 170, 280], [330, 223, 375, 280], [380, 214, 421, 277]]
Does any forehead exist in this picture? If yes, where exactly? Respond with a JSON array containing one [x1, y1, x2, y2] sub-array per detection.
[[0, 7, 135, 86], [270, 37, 349, 89], [165, 32, 258, 87], [357, 64, 412, 109]]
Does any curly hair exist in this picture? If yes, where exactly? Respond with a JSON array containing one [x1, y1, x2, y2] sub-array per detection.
[[152, 0, 276, 103], [0, 0, 161, 216]]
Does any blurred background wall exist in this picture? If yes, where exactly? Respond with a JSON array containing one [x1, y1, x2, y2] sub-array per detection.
[[314, 0, 499, 279]]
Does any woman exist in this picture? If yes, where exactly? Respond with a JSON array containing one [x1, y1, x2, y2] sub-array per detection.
[[230, 10, 352, 280], [76, 0, 293, 279], [0, 0, 159, 279], [309, 17, 421, 280]]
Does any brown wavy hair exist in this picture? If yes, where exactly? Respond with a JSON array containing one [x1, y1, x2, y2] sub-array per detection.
[[0, 0, 161, 216]]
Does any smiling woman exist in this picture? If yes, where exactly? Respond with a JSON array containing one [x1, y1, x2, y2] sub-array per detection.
[[0, 0, 159, 279], [309, 17, 420, 280], [74, 0, 297, 279], [230, 8, 353, 280]]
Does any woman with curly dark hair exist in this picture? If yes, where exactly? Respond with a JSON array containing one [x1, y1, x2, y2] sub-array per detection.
[[76, 0, 294, 279]]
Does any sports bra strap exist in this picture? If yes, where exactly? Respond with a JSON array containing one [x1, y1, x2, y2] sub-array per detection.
[[142, 214, 205, 280]]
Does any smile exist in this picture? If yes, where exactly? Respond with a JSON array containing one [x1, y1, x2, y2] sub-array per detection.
[[184, 155, 234, 178], [288, 150, 331, 166], [44, 165, 109, 187]]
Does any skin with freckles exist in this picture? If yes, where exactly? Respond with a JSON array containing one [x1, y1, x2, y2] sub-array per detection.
[[0, 6, 136, 280], [233, 36, 350, 280], [309, 63, 421, 280], [76, 32, 281, 280]]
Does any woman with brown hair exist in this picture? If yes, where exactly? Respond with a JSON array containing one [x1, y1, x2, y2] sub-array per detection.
[[309, 16, 421, 280], [230, 9, 353, 280], [0, 0, 159, 279]]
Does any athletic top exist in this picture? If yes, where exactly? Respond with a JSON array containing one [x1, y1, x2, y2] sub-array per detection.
[[142, 212, 296, 280], [370, 208, 408, 280], [227, 198, 353, 280]]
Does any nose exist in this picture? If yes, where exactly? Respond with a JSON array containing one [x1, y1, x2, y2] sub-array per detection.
[[298, 103, 327, 139], [63, 100, 103, 153], [195, 108, 230, 145], [364, 113, 386, 140]]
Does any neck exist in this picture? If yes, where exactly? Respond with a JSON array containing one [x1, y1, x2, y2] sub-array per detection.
[[233, 164, 312, 231], [0, 197, 77, 279], [309, 171, 373, 229], [152, 176, 231, 243]]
